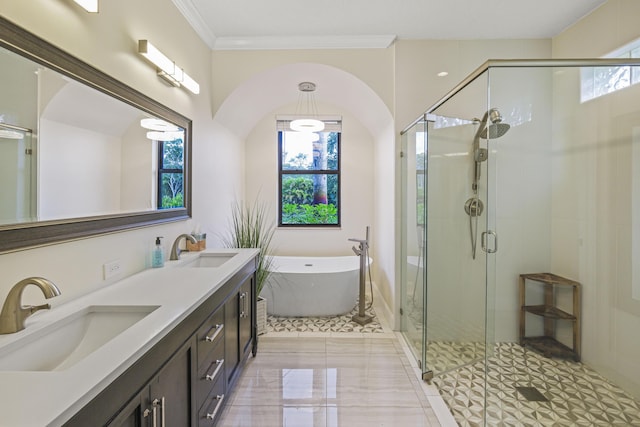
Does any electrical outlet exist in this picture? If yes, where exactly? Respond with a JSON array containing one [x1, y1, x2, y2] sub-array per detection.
[[103, 260, 122, 280]]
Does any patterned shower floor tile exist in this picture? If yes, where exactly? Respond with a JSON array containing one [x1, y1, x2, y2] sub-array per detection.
[[431, 342, 640, 426]]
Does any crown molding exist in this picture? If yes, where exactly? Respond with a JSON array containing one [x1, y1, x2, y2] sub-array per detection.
[[172, 0, 396, 50], [213, 34, 397, 50], [171, 0, 217, 49]]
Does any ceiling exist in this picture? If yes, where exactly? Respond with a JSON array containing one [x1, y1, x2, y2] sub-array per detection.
[[172, 0, 607, 50]]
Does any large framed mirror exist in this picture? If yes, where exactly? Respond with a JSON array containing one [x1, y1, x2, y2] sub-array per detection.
[[0, 17, 192, 253]]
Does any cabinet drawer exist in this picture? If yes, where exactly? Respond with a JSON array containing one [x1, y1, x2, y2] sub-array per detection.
[[197, 380, 226, 426], [197, 309, 225, 366], [197, 340, 225, 410]]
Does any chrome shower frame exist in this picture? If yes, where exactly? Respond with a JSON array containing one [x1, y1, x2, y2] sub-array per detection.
[[402, 58, 640, 135]]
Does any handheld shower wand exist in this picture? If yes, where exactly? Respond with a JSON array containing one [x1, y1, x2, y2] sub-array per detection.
[[466, 108, 510, 259]]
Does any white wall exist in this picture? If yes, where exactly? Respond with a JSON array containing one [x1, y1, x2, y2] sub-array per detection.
[[38, 118, 121, 220], [552, 0, 640, 398], [120, 124, 155, 212]]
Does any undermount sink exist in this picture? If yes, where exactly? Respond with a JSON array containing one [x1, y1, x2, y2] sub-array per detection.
[[0, 305, 159, 372], [180, 252, 238, 268]]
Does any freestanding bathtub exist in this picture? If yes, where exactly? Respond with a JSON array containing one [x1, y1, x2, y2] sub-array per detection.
[[263, 255, 372, 317]]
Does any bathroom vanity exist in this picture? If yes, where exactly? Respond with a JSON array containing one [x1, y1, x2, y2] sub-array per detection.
[[0, 249, 258, 426]]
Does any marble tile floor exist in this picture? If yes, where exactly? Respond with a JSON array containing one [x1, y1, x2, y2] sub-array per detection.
[[248, 304, 640, 427], [216, 335, 443, 426]]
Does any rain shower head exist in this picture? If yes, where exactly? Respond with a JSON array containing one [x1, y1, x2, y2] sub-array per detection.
[[478, 108, 510, 139]]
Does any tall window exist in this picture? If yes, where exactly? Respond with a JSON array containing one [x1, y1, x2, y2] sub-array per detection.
[[278, 120, 341, 226], [157, 138, 184, 209]]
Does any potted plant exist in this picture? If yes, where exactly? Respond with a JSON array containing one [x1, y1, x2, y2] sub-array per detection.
[[221, 199, 275, 335]]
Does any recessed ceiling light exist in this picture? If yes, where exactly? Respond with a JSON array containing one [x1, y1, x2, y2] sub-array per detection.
[[437, 71, 449, 77]]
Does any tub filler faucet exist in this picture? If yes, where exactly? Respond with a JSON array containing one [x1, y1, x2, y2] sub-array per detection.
[[0, 277, 61, 334], [348, 226, 373, 326]]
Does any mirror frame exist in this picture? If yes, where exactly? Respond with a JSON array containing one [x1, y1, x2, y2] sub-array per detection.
[[0, 17, 192, 253]]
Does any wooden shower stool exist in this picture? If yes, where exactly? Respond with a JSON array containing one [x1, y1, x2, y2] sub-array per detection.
[[518, 273, 581, 362]]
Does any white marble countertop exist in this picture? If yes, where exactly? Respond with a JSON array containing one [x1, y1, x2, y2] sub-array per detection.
[[0, 248, 259, 427]]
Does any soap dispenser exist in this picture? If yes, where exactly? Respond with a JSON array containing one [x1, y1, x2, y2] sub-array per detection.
[[151, 236, 164, 268]]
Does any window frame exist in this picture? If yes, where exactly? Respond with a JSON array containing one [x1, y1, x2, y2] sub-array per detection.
[[156, 139, 185, 209], [581, 39, 640, 103], [277, 130, 342, 227]]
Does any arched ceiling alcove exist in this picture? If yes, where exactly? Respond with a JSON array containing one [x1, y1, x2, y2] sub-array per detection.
[[213, 62, 393, 141]]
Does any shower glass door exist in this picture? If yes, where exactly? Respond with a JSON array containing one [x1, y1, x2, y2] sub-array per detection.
[[424, 114, 489, 372], [399, 116, 427, 373], [0, 125, 35, 224], [423, 70, 492, 424]]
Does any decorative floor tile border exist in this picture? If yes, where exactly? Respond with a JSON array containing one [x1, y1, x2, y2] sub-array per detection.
[[266, 304, 385, 334]]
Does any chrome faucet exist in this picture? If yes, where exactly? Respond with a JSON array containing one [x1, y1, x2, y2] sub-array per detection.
[[170, 233, 198, 260], [0, 277, 61, 334]]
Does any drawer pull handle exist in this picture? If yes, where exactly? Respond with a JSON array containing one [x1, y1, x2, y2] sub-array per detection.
[[205, 323, 224, 342], [205, 359, 224, 381], [206, 394, 225, 420]]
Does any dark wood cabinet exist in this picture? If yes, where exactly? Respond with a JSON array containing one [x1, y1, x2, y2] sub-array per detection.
[[239, 277, 253, 358], [64, 258, 257, 427], [106, 390, 145, 427], [108, 341, 194, 427], [196, 303, 226, 425], [147, 342, 194, 426], [224, 274, 255, 389], [224, 291, 239, 384]]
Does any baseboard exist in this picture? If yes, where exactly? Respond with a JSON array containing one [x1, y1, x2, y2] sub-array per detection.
[[369, 280, 394, 330]]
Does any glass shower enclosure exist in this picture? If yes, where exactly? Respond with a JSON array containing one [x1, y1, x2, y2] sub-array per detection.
[[400, 59, 640, 425]]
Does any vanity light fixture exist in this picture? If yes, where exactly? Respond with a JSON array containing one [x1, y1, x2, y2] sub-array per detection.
[[290, 82, 325, 133], [138, 40, 200, 95], [73, 0, 99, 13]]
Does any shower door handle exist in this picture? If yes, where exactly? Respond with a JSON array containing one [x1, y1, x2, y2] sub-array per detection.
[[481, 230, 498, 254]]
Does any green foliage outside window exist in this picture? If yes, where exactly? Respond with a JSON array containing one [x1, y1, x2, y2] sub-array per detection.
[[282, 203, 338, 224], [162, 192, 183, 208]]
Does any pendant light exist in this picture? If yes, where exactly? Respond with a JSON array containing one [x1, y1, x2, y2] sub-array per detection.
[[290, 82, 325, 133]]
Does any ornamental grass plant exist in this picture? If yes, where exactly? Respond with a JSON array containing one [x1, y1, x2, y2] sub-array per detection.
[[221, 200, 276, 296]]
